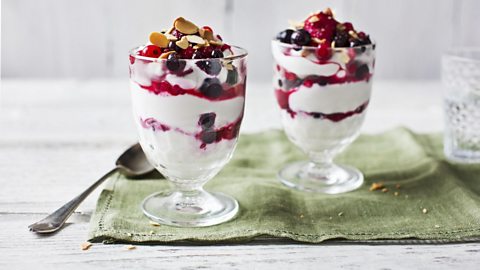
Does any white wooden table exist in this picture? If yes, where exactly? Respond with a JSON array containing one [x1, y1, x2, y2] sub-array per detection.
[[1, 79, 479, 269]]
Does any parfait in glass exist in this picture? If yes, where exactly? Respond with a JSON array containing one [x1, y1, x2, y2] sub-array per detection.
[[129, 17, 247, 226], [272, 9, 375, 193]]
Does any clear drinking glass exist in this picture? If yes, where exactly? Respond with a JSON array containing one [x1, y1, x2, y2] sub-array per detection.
[[129, 46, 248, 227], [442, 48, 480, 163], [272, 41, 375, 193]]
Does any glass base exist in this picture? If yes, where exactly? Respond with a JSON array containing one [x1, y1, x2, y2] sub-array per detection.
[[141, 190, 239, 227], [278, 161, 364, 194], [444, 149, 480, 163]]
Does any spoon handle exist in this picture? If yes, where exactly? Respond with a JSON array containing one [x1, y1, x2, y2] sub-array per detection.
[[28, 168, 118, 234]]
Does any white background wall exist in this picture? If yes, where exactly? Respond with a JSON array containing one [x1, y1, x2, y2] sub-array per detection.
[[2, 0, 480, 82]]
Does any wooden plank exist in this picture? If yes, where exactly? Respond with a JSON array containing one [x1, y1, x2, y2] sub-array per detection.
[[1, 214, 480, 269]]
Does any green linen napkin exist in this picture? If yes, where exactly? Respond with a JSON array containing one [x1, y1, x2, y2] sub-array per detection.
[[88, 127, 480, 244]]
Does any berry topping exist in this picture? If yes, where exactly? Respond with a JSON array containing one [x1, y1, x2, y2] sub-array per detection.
[[199, 78, 223, 98], [211, 49, 224, 58], [275, 8, 372, 48], [138, 17, 233, 59], [355, 64, 370, 80], [197, 60, 222, 76], [333, 31, 350, 47], [291, 29, 311, 46], [315, 43, 332, 60], [199, 130, 217, 144], [141, 45, 162, 58], [168, 41, 180, 52], [226, 67, 238, 85], [198, 113, 216, 129], [276, 29, 294, 43], [166, 53, 181, 72]]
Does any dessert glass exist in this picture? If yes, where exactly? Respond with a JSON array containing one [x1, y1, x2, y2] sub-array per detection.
[[272, 41, 375, 193], [129, 46, 248, 227]]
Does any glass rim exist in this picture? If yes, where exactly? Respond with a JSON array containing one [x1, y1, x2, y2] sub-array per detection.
[[129, 45, 248, 62], [443, 47, 480, 64], [271, 39, 376, 51]]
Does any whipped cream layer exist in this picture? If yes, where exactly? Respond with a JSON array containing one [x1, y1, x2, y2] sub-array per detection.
[[130, 82, 244, 134], [281, 110, 366, 153], [289, 81, 371, 114]]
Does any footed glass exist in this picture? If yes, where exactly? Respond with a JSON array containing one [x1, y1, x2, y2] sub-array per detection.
[[442, 48, 480, 163], [129, 46, 248, 227], [272, 41, 376, 193]]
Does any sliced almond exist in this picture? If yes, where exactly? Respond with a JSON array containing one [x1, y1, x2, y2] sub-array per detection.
[[209, 40, 223, 46], [125, 245, 136, 250], [186, 35, 205, 45], [288, 19, 304, 29], [198, 28, 205, 38], [324, 7, 333, 16], [164, 33, 178, 41], [349, 30, 359, 39], [159, 51, 175, 59], [149, 220, 161, 227], [312, 37, 326, 44], [81, 242, 92, 251], [175, 36, 189, 50], [202, 29, 214, 41], [174, 17, 198, 34], [149, 32, 169, 48], [308, 16, 319, 23]]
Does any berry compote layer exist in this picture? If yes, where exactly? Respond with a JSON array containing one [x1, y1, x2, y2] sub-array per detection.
[[272, 8, 375, 153], [129, 17, 247, 180]]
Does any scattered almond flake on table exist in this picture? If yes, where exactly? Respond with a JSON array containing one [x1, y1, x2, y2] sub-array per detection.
[[338, 212, 344, 217], [395, 184, 401, 189], [299, 214, 304, 219], [435, 225, 441, 228], [81, 242, 92, 251], [381, 188, 389, 193], [394, 191, 399, 196], [369, 182, 384, 191], [125, 245, 136, 250], [149, 221, 161, 227], [422, 208, 428, 214]]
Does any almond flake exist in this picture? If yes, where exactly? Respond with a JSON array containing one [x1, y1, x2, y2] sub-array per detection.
[[149, 32, 169, 48], [349, 30, 359, 39], [308, 16, 319, 23], [125, 245, 136, 250], [422, 208, 428, 214], [312, 37, 326, 44], [175, 36, 189, 50], [174, 17, 198, 35], [201, 29, 214, 41], [394, 191, 399, 196], [158, 51, 175, 59], [288, 19, 304, 29], [81, 242, 92, 251], [186, 35, 205, 45], [324, 7, 333, 16], [164, 33, 178, 41], [149, 220, 161, 227], [209, 40, 223, 46], [369, 182, 384, 191]]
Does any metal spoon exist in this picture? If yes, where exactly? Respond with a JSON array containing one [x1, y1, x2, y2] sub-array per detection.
[[28, 143, 155, 234]]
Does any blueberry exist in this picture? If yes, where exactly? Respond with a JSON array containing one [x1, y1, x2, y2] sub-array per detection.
[[200, 130, 217, 144], [166, 53, 181, 72], [198, 113, 216, 129], [192, 50, 204, 59], [276, 29, 294, 43], [291, 29, 311, 46], [168, 41, 180, 52], [196, 60, 222, 75], [200, 78, 223, 98], [333, 31, 350, 47], [211, 49, 224, 58], [226, 67, 238, 85], [355, 64, 370, 80]]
